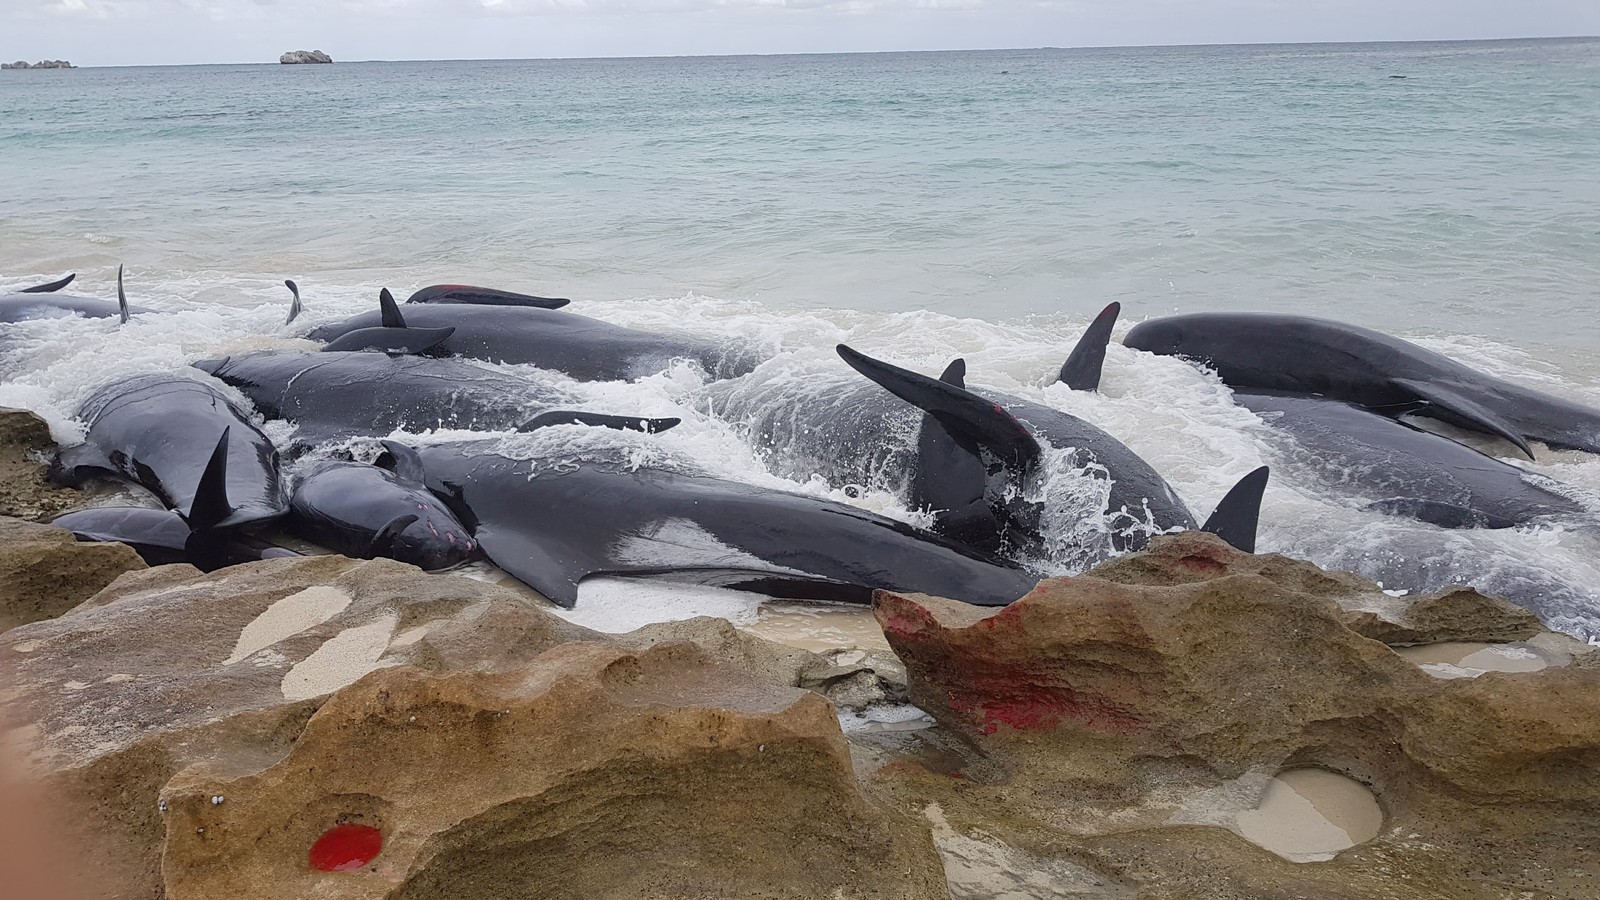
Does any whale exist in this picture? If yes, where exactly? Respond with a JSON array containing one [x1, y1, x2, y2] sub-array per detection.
[[406, 284, 570, 309], [287, 458, 477, 570], [53, 429, 300, 569], [1123, 312, 1600, 459], [193, 350, 679, 445], [51, 375, 287, 528], [1235, 390, 1590, 529], [306, 289, 766, 382], [0, 266, 147, 324], [382, 432, 1042, 609]]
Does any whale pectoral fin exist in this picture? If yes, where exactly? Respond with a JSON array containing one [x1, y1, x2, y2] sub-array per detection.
[[284, 279, 303, 326], [521, 411, 682, 434], [1058, 302, 1120, 391], [472, 524, 585, 608], [184, 428, 236, 532], [837, 344, 1041, 470], [322, 325, 456, 355], [49, 442, 114, 487], [1390, 378, 1535, 461], [368, 514, 420, 559], [379, 288, 407, 328], [376, 440, 428, 485], [1199, 465, 1269, 553], [407, 285, 571, 310], [18, 273, 75, 294], [909, 356, 1005, 550], [116, 264, 129, 325]]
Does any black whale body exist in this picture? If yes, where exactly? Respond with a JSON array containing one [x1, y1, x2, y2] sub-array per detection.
[[1235, 391, 1590, 529], [1124, 312, 1600, 458], [192, 351, 666, 444], [288, 459, 477, 571], [51, 376, 287, 528], [399, 435, 1041, 609], [307, 304, 767, 382]]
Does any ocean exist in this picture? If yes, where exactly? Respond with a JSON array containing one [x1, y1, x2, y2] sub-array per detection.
[[3, 38, 1599, 638]]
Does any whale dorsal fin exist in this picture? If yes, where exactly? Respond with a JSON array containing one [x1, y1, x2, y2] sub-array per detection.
[[368, 513, 420, 559], [18, 273, 75, 294], [407, 284, 571, 310], [1390, 378, 1535, 461], [1199, 465, 1269, 553], [1059, 302, 1120, 391], [377, 440, 427, 485], [116, 264, 129, 325], [521, 411, 681, 434], [379, 288, 407, 329], [284, 280, 303, 326], [837, 344, 1041, 470], [323, 325, 456, 355], [185, 428, 236, 532], [939, 358, 966, 387]]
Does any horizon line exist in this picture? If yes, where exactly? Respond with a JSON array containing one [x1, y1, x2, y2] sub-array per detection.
[[7, 33, 1596, 70]]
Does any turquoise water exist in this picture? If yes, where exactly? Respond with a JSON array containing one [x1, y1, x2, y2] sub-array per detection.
[[3, 38, 1599, 346], [3, 39, 1600, 637]]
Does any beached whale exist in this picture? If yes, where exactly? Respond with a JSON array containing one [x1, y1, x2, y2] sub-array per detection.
[[51, 375, 287, 528], [1123, 312, 1600, 459], [53, 429, 299, 568], [1236, 390, 1590, 529], [288, 458, 477, 570], [306, 289, 766, 382], [406, 283, 570, 309], [0, 266, 146, 324], [193, 350, 679, 444], [384, 433, 1041, 608]]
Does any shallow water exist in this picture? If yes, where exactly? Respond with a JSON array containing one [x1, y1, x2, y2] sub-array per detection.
[[4, 39, 1599, 639]]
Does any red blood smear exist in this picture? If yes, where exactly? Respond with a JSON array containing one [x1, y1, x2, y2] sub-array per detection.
[[309, 824, 383, 872]]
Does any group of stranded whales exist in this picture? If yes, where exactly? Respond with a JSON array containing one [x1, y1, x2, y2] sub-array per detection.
[[8, 268, 1598, 615]]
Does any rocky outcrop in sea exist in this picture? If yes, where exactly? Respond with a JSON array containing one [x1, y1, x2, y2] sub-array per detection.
[[2, 60, 73, 69], [279, 50, 333, 65]]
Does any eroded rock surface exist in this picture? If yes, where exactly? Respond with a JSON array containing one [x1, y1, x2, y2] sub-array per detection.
[[865, 531, 1600, 898], [0, 515, 144, 632], [0, 408, 82, 520]]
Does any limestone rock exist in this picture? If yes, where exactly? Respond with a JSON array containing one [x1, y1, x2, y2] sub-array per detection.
[[1, 556, 596, 898], [159, 642, 946, 900], [0, 515, 144, 632], [0, 407, 83, 520], [279, 50, 333, 64], [865, 533, 1600, 897]]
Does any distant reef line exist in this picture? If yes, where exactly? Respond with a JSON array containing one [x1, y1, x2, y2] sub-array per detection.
[[3, 60, 74, 69]]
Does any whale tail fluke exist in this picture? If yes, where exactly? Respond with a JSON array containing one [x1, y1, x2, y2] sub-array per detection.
[[1199, 465, 1269, 553], [1059, 302, 1120, 391], [116, 264, 129, 325], [18, 273, 75, 294], [522, 411, 681, 434], [322, 324, 456, 355], [837, 344, 1041, 470], [284, 279, 303, 326]]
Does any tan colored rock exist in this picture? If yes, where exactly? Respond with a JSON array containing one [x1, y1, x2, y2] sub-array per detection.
[[159, 642, 946, 900], [864, 531, 1600, 898], [1093, 530, 1543, 644], [0, 515, 144, 632], [0, 408, 82, 520], [1, 555, 596, 899]]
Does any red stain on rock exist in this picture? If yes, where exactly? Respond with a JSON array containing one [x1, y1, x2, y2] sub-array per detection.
[[309, 823, 383, 872], [944, 664, 1142, 736], [1177, 554, 1226, 574]]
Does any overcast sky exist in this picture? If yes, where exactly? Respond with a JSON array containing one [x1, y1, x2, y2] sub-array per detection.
[[3, 0, 1597, 67]]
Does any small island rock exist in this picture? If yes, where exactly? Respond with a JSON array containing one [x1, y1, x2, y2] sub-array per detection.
[[2, 60, 74, 70], [279, 50, 333, 64]]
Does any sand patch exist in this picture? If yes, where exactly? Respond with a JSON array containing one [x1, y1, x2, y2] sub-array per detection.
[[226, 586, 353, 665], [280, 615, 397, 702], [746, 601, 892, 653]]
